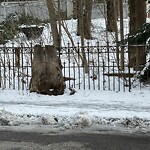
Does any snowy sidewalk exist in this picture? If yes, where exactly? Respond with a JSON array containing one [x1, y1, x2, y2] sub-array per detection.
[[0, 89, 150, 132]]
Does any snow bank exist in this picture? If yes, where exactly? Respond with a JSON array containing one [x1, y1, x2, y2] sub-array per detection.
[[1, 109, 150, 132]]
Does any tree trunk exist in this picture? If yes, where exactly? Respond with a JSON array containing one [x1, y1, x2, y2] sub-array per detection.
[[46, 0, 59, 48], [113, 0, 119, 68], [77, 0, 89, 73], [128, 0, 146, 70], [77, 0, 82, 36], [15, 47, 20, 67], [77, 0, 92, 39], [84, 0, 92, 39], [73, 0, 78, 19], [119, 0, 124, 71], [30, 45, 65, 95], [106, 0, 115, 32]]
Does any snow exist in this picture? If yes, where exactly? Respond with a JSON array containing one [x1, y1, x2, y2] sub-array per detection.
[[0, 88, 150, 133], [0, 17, 150, 134]]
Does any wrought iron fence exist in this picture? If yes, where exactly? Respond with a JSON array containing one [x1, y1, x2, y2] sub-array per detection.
[[0, 42, 149, 92], [0, 43, 33, 91]]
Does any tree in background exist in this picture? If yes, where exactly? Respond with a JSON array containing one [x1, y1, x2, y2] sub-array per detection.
[[128, 0, 146, 70], [84, 0, 93, 39], [106, 0, 115, 32], [46, 0, 59, 48], [119, 0, 125, 70], [77, 0, 92, 39], [105, 0, 120, 68], [76, 0, 93, 73]]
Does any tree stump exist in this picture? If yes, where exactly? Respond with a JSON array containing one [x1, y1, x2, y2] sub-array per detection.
[[30, 45, 65, 95]]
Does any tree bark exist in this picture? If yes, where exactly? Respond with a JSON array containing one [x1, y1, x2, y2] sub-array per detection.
[[30, 45, 65, 95], [46, 0, 59, 48], [119, 0, 124, 71], [76, 0, 89, 73], [113, 0, 120, 68], [73, 0, 78, 19], [84, 0, 92, 39], [128, 0, 146, 70], [77, 0, 82, 36], [106, 0, 115, 32], [77, 0, 92, 39], [14, 47, 20, 67]]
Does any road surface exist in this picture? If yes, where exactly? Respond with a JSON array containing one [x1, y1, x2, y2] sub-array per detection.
[[0, 130, 150, 150]]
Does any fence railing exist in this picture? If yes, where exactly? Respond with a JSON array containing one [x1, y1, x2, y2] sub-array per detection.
[[0, 43, 149, 92]]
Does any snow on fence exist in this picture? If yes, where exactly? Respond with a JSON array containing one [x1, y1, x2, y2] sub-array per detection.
[[0, 42, 149, 92]]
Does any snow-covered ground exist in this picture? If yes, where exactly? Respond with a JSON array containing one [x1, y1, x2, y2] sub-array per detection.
[[0, 87, 150, 133], [0, 17, 150, 134]]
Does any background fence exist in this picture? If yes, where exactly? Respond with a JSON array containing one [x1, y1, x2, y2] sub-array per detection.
[[0, 42, 149, 92]]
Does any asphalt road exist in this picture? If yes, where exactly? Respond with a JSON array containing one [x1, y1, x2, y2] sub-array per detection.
[[0, 130, 150, 150]]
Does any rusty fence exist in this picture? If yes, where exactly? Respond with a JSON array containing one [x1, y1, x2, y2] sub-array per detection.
[[0, 42, 149, 92]]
